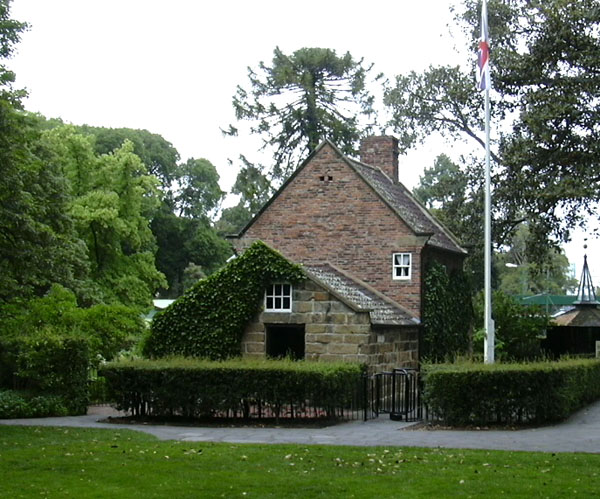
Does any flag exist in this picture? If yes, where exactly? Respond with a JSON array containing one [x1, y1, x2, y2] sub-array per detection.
[[477, 0, 490, 91]]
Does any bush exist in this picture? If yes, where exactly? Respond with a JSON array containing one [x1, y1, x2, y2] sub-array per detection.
[[0, 390, 69, 418], [0, 284, 146, 363], [0, 329, 90, 414], [144, 241, 305, 360], [100, 358, 365, 419], [473, 291, 549, 361], [423, 359, 600, 426]]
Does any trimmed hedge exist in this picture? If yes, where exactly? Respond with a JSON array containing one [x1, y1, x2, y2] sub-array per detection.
[[100, 358, 365, 419], [423, 359, 600, 426]]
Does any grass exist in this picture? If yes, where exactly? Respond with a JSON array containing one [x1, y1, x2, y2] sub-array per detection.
[[1, 426, 599, 498]]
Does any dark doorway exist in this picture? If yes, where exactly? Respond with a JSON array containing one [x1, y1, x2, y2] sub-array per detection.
[[266, 324, 305, 360]]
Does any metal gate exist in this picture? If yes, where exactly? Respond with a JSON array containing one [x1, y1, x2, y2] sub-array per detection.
[[364, 368, 422, 422]]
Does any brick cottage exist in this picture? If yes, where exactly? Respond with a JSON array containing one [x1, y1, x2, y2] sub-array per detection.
[[231, 136, 466, 371]]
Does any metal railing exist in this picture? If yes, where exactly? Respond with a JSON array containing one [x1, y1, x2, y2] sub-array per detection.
[[364, 368, 422, 422]]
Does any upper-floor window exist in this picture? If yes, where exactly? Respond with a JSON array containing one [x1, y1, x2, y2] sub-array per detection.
[[265, 283, 292, 311], [392, 253, 412, 280]]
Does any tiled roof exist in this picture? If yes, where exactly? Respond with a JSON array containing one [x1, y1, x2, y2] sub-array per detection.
[[347, 158, 465, 254], [304, 263, 419, 326]]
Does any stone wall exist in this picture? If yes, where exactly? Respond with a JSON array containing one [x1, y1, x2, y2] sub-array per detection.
[[241, 278, 419, 372]]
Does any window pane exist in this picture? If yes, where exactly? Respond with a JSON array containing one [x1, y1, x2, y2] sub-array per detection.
[[402, 254, 410, 265], [283, 297, 291, 309], [266, 297, 273, 309], [282, 284, 291, 296], [275, 297, 282, 309], [275, 284, 282, 295]]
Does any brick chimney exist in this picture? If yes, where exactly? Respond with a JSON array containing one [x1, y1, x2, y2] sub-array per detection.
[[359, 136, 399, 183]]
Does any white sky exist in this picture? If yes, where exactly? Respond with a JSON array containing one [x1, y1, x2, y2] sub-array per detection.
[[7, 0, 599, 284]]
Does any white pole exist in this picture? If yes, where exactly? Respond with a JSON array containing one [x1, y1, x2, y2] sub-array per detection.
[[483, 84, 494, 363], [479, 0, 494, 363]]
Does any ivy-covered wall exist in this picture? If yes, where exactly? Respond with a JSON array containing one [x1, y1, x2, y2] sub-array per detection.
[[143, 241, 305, 360], [421, 261, 472, 362]]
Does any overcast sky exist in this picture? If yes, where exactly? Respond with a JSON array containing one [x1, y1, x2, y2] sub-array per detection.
[[7, 0, 597, 281]]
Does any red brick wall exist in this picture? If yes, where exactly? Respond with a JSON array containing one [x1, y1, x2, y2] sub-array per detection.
[[359, 136, 399, 182], [236, 143, 425, 318]]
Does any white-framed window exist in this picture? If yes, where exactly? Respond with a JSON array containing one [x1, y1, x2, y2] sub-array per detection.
[[265, 283, 292, 312], [392, 253, 412, 280]]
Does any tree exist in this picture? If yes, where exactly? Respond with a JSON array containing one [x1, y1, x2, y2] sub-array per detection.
[[385, 0, 600, 259], [225, 47, 380, 181], [77, 125, 181, 188], [0, 2, 90, 303], [42, 126, 166, 309], [174, 158, 224, 219], [414, 154, 486, 290]]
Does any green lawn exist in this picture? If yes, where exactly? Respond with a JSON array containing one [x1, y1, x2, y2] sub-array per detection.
[[1, 426, 599, 498]]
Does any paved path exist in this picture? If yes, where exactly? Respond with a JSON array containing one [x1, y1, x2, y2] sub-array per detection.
[[2, 401, 600, 454]]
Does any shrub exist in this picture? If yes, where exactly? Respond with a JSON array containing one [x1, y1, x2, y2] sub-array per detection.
[[144, 241, 305, 360], [0, 329, 90, 414], [100, 358, 365, 419], [0, 390, 69, 418], [473, 290, 549, 361], [423, 359, 600, 426]]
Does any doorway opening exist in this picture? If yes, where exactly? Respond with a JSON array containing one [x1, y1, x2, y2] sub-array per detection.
[[266, 324, 305, 360]]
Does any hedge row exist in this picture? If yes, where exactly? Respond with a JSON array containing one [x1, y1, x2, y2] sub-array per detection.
[[423, 359, 600, 425], [100, 358, 365, 419]]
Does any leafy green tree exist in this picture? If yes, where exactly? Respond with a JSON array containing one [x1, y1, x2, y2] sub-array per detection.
[[0, 2, 90, 303], [175, 157, 224, 218], [497, 225, 578, 296], [42, 126, 166, 309], [226, 47, 379, 180], [385, 0, 600, 258], [77, 125, 181, 188]]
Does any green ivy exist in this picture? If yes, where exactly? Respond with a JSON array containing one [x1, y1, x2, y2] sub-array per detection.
[[143, 241, 305, 360], [422, 261, 472, 362]]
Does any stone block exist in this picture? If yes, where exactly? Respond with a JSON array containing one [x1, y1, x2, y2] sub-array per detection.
[[245, 342, 265, 353], [313, 291, 329, 301], [328, 343, 358, 355], [243, 332, 264, 343], [342, 334, 370, 345], [306, 342, 327, 354], [305, 324, 327, 335], [245, 322, 265, 333], [294, 301, 313, 314], [331, 313, 348, 324]]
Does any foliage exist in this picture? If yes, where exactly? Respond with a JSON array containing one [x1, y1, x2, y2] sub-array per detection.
[[143, 241, 304, 359], [174, 157, 224, 218], [496, 224, 578, 296], [151, 204, 231, 297], [0, 284, 146, 362], [414, 154, 486, 290], [422, 261, 472, 362], [423, 359, 600, 426], [385, 0, 600, 260], [77, 124, 181, 187], [0, 5, 90, 303], [41, 126, 166, 309], [0, 390, 68, 418], [0, 330, 90, 414], [473, 290, 549, 361], [100, 357, 364, 419], [225, 47, 379, 181]]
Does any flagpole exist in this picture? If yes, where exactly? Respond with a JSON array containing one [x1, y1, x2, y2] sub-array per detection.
[[483, 82, 494, 364], [479, 0, 494, 363]]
